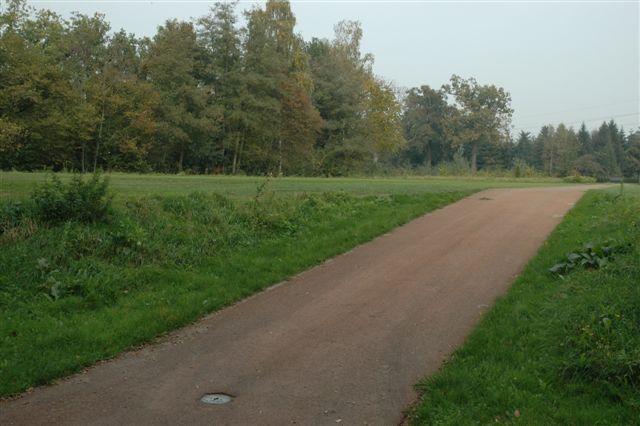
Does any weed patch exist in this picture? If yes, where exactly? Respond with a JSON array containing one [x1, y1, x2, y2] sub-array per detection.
[[549, 240, 631, 275], [30, 173, 112, 224]]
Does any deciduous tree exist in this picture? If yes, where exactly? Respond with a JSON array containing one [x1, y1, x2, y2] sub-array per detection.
[[444, 75, 513, 174]]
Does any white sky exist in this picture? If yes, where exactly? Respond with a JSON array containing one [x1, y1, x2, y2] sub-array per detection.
[[27, 0, 640, 134]]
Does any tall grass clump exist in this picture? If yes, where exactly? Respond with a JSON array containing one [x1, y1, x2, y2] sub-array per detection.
[[31, 173, 112, 224]]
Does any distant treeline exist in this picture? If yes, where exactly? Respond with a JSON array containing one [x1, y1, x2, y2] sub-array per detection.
[[1, 0, 639, 179], [399, 84, 640, 180]]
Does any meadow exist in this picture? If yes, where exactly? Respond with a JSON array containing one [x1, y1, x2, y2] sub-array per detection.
[[1, 171, 565, 200], [1, 172, 574, 397]]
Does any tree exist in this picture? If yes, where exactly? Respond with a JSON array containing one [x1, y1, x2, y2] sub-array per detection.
[[0, 118, 22, 169], [242, 0, 320, 175], [306, 21, 373, 174], [538, 125, 556, 175], [96, 30, 155, 171], [625, 131, 640, 182], [592, 122, 620, 177], [608, 120, 625, 175], [553, 124, 579, 176], [534, 123, 579, 176], [402, 85, 449, 167], [279, 79, 322, 174], [63, 12, 111, 172], [143, 19, 219, 172], [0, 3, 83, 170], [444, 75, 513, 174], [196, 1, 244, 173], [360, 76, 405, 163], [574, 154, 606, 180], [4, 0, 547, 177], [477, 137, 512, 170], [577, 122, 592, 155], [513, 131, 534, 165]]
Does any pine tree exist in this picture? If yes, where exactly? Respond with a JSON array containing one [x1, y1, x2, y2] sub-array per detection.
[[577, 122, 591, 155]]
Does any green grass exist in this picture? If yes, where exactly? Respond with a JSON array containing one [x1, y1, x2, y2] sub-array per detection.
[[0, 172, 605, 398], [1, 173, 488, 397], [410, 184, 640, 425], [0, 171, 567, 200]]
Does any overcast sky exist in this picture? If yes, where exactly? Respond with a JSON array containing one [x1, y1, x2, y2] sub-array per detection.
[[28, 0, 640, 134]]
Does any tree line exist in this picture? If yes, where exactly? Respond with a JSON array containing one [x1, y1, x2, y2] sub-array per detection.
[[1, 0, 638, 179], [398, 84, 640, 180]]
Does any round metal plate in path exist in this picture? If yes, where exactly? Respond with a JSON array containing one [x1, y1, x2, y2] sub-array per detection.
[[200, 393, 233, 405]]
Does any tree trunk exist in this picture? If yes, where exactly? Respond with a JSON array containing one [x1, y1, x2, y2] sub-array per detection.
[[220, 112, 227, 174], [221, 143, 225, 174], [93, 99, 106, 173], [81, 143, 86, 173], [236, 131, 246, 173], [471, 141, 478, 175], [178, 147, 184, 172], [237, 141, 243, 173], [232, 134, 239, 174], [278, 138, 283, 176], [425, 142, 432, 167]]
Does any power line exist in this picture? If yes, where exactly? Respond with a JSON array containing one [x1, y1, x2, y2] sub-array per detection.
[[515, 99, 639, 120], [512, 112, 639, 132]]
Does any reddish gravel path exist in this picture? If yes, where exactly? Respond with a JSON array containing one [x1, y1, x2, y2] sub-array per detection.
[[0, 186, 598, 426]]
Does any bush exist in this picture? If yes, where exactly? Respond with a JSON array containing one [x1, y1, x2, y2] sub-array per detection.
[[563, 175, 597, 183], [436, 147, 471, 176], [512, 159, 540, 178], [0, 200, 27, 235], [0, 200, 39, 243], [31, 173, 112, 224], [573, 154, 607, 181]]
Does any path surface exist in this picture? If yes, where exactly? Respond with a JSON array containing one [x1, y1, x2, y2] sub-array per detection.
[[1, 186, 597, 426]]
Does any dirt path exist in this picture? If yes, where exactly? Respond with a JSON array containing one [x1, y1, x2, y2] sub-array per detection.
[[1, 186, 599, 426]]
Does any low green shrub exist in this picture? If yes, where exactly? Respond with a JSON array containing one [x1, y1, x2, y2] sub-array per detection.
[[0, 199, 38, 243], [31, 173, 112, 224], [512, 159, 543, 178], [549, 240, 631, 275], [563, 175, 597, 183], [0, 200, 27, 235]]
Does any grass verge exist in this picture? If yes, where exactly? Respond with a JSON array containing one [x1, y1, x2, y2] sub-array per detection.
[[0, 182, 473, 397], [410, 185, 640, 424]]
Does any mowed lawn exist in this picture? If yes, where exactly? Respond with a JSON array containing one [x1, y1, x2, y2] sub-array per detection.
[[0, 171, 566, 200]]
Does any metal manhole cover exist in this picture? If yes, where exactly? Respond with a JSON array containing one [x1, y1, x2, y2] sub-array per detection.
[[200, 393, 233, 405]]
